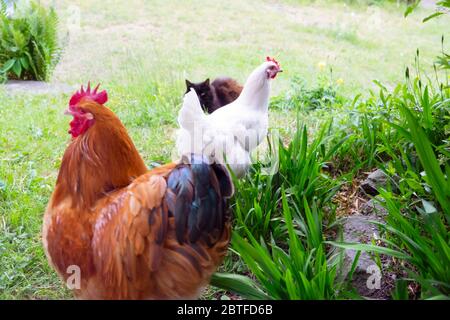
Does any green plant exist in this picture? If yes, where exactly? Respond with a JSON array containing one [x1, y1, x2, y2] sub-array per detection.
[[271, 73, 345, 111], [231, 119, 343, 242], [396, 98, 450, 217], [330, 187, 450, 299], [0, 0, 61, 82], [232, 167, 286, 242], [212, 191, 340, 299], [280, 121, 344, 212], [405, 0, 450, 22], [323, 88, 398, 175], [212, 115, 352, 299], [404, 1, 450, 82], [330, 66, 450, 299]]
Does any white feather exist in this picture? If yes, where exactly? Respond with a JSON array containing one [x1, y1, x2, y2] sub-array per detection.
[[176, 60, 277, 177], [177, 88, 206, 132]]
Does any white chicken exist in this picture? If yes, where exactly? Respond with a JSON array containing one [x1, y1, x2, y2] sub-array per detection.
[[176, 57, 282, 177]]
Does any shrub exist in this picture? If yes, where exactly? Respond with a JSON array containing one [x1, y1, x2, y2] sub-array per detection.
[[0, 0, 61, 82], [271, 74, 345, 111]]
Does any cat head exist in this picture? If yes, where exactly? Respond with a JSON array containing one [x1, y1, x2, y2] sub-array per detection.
[[185, 78, 215, 110]]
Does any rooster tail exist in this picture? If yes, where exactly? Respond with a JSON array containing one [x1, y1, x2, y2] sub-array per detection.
[[178, 88, 207, 133], [166, 154, 233, 245]]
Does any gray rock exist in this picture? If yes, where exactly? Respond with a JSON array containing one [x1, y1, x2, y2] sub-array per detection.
[[2, 80, 74, 95], [342, 214, 382, 273], [339, 214, 392, 299], [360, 199, 388, 217], [360, 169, 388, 196]]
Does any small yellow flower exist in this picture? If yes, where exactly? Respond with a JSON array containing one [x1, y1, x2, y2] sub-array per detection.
[[316, 61, 326, 71], [336, 78, 344, 85]]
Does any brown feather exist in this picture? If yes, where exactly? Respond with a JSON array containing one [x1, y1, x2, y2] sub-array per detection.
[[43, 99, 232, 300]]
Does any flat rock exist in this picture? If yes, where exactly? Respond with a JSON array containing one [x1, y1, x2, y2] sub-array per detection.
[[360, 169, 388, 196], [360, 198, 388, 217], [340, 214, 393, 299], [2, 80, 73, 95], [342, 214, 382, 273]]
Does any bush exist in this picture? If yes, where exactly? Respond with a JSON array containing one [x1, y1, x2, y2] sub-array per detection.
[[0, 0, 61, 82], [271, 74, 345, 111]]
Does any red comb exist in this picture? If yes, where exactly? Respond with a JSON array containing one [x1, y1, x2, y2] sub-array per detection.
[[266, 56, 280, 68], [69, 82, 108, 107]]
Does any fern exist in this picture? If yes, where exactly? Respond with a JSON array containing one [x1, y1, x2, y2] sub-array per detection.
[[0, 0, 61, 81], [0, 0, 6, 19]]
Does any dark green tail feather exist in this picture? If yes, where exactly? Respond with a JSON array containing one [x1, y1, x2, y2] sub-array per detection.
[[165, 154, 233, 245]]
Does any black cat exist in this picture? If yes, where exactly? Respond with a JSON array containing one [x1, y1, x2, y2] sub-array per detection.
[[185, 77, 243, 114]]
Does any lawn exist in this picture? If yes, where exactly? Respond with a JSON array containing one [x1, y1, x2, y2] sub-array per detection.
[[0, 0, 448, 299]]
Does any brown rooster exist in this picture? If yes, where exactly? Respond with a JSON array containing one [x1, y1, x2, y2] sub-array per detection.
[[42, 83, 233, 299]]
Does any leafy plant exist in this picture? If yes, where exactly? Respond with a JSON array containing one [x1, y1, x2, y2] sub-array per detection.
[[280, 121, 344, 211], [330, 65, 450, 299], [330, 187, 450, 298], [0, 0, 62, 82], [405, 0, 450, 22], [232, 119, 343, 242], [212, 115, 352, 299], [404, 1, 450, 74], [271, 74, 345, 111], [213, 191, 340, 299]]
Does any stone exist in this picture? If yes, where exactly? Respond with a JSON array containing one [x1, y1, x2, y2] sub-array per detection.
[[342, 214, 382, 273], [2, 80, 74, 95], [360, 198, 388, 217], [360, 169, 388, 196], [339, 214, 393, 299]]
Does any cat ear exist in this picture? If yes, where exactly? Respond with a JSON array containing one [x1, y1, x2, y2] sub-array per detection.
[[205, 78, 210, 86], [185, 79, 193, 87]]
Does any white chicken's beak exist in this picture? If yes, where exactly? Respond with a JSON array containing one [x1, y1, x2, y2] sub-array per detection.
[[268, 68, 283, 79]]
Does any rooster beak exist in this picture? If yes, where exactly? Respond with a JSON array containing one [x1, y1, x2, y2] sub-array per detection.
[[278, 69, 283, 73]]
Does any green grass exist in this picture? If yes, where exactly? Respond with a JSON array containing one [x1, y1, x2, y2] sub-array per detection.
[[47, 0, 448, 94], [0, 0, 449, 299]]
